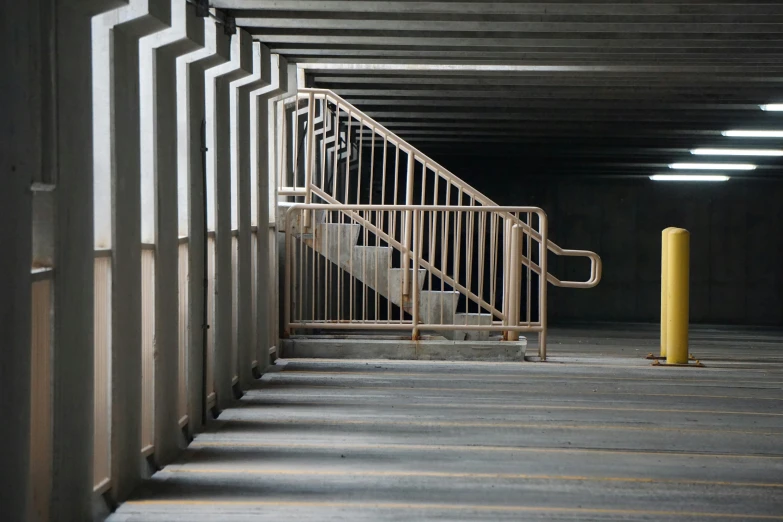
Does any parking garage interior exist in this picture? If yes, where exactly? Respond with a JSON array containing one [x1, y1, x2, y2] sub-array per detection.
[[3, 1, 783, 521]]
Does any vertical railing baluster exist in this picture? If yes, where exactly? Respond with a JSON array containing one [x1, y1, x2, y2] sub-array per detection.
[[454, 189, 463, 311], [284, 212, 291, 335], [412, 209, 420, 339], [320, 98, 327, 193], [324, 210, 330, 322], [331, 105, 340, 201], [478, 211, 486, 319], [489, 213, 498, 318], [402, 152, 415, 298], [526, 212, 532, 327], [538, 211, 549, 360], [305, 93, 315, 206], [292, 98, 300, 194], [507, 222, 522, 342], [279, 100, 287, 193], [344, 108, 352, 204]]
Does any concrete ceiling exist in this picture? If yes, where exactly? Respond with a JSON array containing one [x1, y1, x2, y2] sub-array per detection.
[[215, 1, 783, 179]]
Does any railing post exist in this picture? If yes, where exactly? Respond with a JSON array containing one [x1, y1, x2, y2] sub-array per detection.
[[283, 208, 292, 338], [279, 100, 287, 195], [411, 209, 420, 340], [506, 224, 522, 341], [402, 152, 415, 297], [538, 212, 549, 360], [502, 219, 511, 326], [303, 92, 315, 228]]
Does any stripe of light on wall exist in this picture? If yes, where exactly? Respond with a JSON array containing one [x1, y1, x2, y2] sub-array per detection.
[[650, 174, 730, 182], [722, 130, 783, 138], [690, 148, 783, 157], [668, 163, 756, 171]]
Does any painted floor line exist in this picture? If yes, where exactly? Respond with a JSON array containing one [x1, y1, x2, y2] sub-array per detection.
[[259, 383, 783, 401], [160, 467, 783, 489], [240, 397, 783, 418], [122, 499, 783, 519], [216, 415, 783, 436], [189, 441, 783, 460], [275, 369, 783, 386]]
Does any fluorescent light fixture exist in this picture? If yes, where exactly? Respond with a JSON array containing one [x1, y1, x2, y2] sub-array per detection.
[[668, 163, 755, 171], [690, 148, 783, 157], [650, 174, 730, 182], [760, 104, 783, 111], [723, 130, 783, 138]]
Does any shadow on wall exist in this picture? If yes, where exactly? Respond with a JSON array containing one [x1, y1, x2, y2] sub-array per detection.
[[451, 171, 783, 326]]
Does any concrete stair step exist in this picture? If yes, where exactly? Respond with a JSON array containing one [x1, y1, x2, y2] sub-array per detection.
[[387, 267, 427, 307], [313, 222, 361, 266], [345, 246, 392, 296], [453, 312, 494, 341]]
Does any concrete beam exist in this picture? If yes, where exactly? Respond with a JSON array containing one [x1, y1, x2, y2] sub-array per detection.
[[214, 1, 783, 17], [237, 16, 783, 35], [177, 17, 231, 435], [205, 28, 253, 413], [92, 0, 171, 502], [248, 32, 783, 53]]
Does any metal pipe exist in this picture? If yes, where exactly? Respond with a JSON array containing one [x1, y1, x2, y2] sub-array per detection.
[[402, 152, 415, 297], [538, 213, 549, 360], [507, 225, 522, 342], [412, 209, 420, 339]]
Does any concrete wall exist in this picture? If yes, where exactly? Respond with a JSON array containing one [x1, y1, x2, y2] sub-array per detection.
[[448, 163, 783, 326]]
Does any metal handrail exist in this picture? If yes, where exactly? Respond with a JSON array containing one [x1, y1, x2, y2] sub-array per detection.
[[284, 203, 550, 356], [279, 87, 602, 289], [306, 189, 512, 320]]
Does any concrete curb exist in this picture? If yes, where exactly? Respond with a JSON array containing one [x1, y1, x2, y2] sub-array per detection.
[[282, 337, 527, 361]]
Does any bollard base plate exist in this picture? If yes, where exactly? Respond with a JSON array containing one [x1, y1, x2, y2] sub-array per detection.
[[651, 357, 704, 368]]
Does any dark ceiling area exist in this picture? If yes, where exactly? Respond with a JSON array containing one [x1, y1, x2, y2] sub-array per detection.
[[214, 1, 783, 180]]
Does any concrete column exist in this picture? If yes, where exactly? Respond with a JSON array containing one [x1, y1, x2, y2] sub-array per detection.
[[178, 21, 231, 433], [233, 43, 272, 390], [49, 2, 128, 520], [205, 29, 253, 412], [1, 2, 38, 519], [251, 54, 289, 373], [275, 63, 301, 348], [140, 0, 205, 468], [92, 0, 170, 502]]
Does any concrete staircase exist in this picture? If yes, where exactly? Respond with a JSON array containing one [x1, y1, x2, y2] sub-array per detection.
[[294, 211, 479, 339]]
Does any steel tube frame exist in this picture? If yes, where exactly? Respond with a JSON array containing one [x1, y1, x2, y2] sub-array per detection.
[[284, 204, 547, 343]]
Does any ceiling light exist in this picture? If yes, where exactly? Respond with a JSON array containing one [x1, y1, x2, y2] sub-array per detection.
[[690, 148, 783, 157], [668, 163, 756, 171], [760, 104, 783, 111], [650, 175, 730, 182], [723, 130, 783, 138]]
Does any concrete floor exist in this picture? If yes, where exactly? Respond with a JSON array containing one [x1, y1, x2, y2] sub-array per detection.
[[110, 326, 783, 521]]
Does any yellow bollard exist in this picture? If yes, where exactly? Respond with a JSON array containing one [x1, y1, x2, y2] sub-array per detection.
[[666, 229, 690, 365], [660, 227, 678, 358]]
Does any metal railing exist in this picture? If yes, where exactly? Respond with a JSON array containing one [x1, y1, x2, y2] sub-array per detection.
[[278, 88, 600, 288], [285, 204, 551, 354], [278, 89, 602, 359]]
